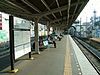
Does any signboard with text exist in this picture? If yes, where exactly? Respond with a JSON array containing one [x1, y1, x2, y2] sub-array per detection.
[[14, 17, 31, 59]]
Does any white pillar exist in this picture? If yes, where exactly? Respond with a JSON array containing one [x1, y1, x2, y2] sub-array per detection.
[[34, 17, 40, 54]]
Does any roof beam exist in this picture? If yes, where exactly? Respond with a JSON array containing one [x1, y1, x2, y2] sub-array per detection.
[[21, 0, 41, 13], [67, 0, 71, 26], [70, 0, 79, 25], [39, 1, 83, 17], [56, 0, 62, 16], [6, 0, 84, 18], [40, 5, 67, 17], [41, 0, 57, 19], [5, 0, 31, 14], [21, 0, 51, 20], [55, 0, 62, 24], [41, 0, 50, 10], [50, 14, 78, 23], [69, 1, 86, 26], [50, 17, 66, 23], [51, 22, 66, 27]]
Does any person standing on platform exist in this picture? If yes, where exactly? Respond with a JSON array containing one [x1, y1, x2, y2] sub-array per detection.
[[52, 36, 56, 48]]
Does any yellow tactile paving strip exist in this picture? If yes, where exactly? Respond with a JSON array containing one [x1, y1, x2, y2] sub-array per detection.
[[64, 36, 72, 75]]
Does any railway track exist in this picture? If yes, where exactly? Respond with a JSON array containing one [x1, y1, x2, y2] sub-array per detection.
[[73, 37, 100, 74]]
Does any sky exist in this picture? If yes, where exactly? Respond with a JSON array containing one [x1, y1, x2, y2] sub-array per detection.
[[77, 0, 100, 23]]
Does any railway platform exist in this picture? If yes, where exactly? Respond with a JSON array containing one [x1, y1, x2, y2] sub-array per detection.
[[90, 38, 100, 43], [89, 38, 100, 50], [0, 35, 99, 75]]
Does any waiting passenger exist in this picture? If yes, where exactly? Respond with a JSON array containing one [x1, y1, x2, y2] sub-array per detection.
[[52, 36, 56, 48]]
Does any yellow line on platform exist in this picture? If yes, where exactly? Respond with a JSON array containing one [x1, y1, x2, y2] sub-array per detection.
[[64, 36, 72, 75]]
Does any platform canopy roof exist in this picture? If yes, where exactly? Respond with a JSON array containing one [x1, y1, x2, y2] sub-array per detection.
[[0, 0, 89, 29]]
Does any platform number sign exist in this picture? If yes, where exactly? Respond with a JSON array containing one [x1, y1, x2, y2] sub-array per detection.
[[0, 14, 2, 30]]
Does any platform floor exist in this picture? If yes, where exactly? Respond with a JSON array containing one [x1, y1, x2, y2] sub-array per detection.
[[0, 35, 99, 75]]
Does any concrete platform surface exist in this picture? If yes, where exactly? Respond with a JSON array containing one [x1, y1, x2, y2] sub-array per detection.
[[0, 36, 68, 75], [0, 35, 98, 75]]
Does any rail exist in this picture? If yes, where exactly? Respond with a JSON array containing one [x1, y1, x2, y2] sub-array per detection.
[[74, 37, 100, 74]]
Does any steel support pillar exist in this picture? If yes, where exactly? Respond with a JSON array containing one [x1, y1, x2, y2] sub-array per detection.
[[34, 17, 40, 54], [9, 15, 18, 73], [29, 23, 34, 59]]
